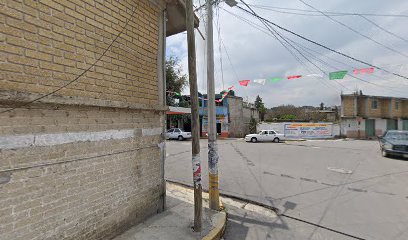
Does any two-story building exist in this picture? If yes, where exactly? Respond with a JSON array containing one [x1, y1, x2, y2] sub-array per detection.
[[0, 1, 197, 239], [199, 94, 259, 138], [340, 93, 408, 138], [199, 93, 230, 137]]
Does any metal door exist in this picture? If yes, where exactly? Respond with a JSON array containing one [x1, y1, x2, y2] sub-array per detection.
[[386, 119, 398, 130], [365, 119, 375, 137], [403, 119, 408, 130]]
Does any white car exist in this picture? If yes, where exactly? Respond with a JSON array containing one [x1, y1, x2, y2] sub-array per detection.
[[245, 130, 285, 143], [166, 128, 192, 141]]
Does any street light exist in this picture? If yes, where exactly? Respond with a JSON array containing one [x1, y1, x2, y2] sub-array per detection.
[[225, 0, 238, 7]]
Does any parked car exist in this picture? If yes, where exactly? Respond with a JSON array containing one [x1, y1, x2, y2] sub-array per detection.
[[245, 130, 285, 143], [378, 130, 408, 158], [166, 128, 192, 141]]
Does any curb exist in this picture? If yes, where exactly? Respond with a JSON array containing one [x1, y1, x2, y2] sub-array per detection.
[[202, 209, 227, 240], [166, 181, 228, 240]]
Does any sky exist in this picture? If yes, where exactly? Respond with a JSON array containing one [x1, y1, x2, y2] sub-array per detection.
[[166, 0, 408, 108]]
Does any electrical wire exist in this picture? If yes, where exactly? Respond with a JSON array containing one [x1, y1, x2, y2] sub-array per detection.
[[359, 15, 408, 43], [0, 5, 138, 114], [242, 3, 408, 44], [234, 5, 408, 81], [237, 1, 343, 93], [223, 5, 407, 95], [0, 144, 158, 173], [215, 6, 225, 89], [223, 7, 352, 93], [297, 0, 408, 59], [244, 3, 408, 18]]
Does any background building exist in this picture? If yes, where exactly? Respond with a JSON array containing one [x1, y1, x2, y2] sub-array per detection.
[[0, 0, 194, 239], [167, 94, 259, 138], [340, 93, 408, 138]]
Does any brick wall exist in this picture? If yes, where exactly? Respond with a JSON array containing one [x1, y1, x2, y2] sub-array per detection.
[[0, 105, 165, 240], [365, 98, 382, 118], [1, 0, 160, 105], [341, 95, 355, 117], [0, 0, 167, 239], [401, 100, 408, 118]]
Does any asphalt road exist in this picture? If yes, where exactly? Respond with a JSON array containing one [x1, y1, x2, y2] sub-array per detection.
[[164, 139, 408, 240]]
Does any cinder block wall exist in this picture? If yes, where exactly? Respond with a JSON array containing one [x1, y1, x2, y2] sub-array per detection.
[[227, 97, 244, 138], [0, 0, 166, 239]]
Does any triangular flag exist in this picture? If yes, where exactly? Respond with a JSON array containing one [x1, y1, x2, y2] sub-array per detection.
[[306, 74, 323, 78], [239, 80, 250, 86], [287, 75, 302, 80], [353, 67, 374, 75], [228, 86, 235, 90], [253, 79, 266, 85], [269, 77, 283, 83], [329, 70, 348, 80]]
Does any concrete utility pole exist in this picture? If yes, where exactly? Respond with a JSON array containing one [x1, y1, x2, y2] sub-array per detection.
[[185, 0, 202, 231], [206, 0, 220, 210]]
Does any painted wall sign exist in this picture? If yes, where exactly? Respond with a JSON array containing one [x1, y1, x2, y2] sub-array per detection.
[[284, 123, 334, 139]]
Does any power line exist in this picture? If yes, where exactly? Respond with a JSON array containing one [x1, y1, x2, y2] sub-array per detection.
[[359, 15, 408, 43], [245, 4, 408, 44], [237, 1, 343, 93], [215, 6, 225, 89], [282, 34, 407, 94], [222, 7, 348, 92], [234, 5, 408, 81], [0, 5, 138, 114], [297, 0, 408, 59], [244, 3, 408, 18], [223, 6, 406, 94]]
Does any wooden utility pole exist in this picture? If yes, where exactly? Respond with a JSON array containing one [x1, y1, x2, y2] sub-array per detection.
[[206, 0, 220, 210], [185, 0, 202, 231]]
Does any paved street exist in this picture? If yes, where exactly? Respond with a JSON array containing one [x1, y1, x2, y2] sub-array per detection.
[[165, 139, 408, 240]]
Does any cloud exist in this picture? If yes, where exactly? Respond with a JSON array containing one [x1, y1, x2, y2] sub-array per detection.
[[166, 0, 408, 107]]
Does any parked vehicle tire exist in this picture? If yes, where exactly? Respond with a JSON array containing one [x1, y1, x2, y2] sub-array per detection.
[[251, 137, 257, 143], [178, 135, 184, 141], [273, 137, 280, 143]]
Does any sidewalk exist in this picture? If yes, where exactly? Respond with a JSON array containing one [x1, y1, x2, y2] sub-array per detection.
[[113, 182, 227, 240]]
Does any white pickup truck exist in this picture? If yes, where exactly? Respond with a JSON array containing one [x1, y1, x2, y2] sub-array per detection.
[[166, 128, 192, 141], [245, 130, 285, 143]]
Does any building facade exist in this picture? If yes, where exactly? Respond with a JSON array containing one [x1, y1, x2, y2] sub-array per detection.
[[199, 93, 229, 137], [0, 0, 191, 239], [224, 95, 259, 138], [340, 93, 408, 138]]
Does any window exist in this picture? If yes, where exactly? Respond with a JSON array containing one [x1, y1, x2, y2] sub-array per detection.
[[174, 129, 181, 133], [269, 131, 276, 135], [371, 99, 378, 109], [167, 129, 173, 133], [395, 101, 399, 110]]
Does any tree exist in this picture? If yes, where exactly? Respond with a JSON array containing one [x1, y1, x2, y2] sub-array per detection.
[[279, 114, 296, 120], [254, 95, 266, 121], [166, 57, 188, 106], [249, 116, 257, 134], [259, 103, 267, 121], [254, 95, 263, 110], [320, 102, 325, 110]]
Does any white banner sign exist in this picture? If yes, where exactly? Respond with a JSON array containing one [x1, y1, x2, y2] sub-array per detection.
[[284, 123, 333, 139]]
